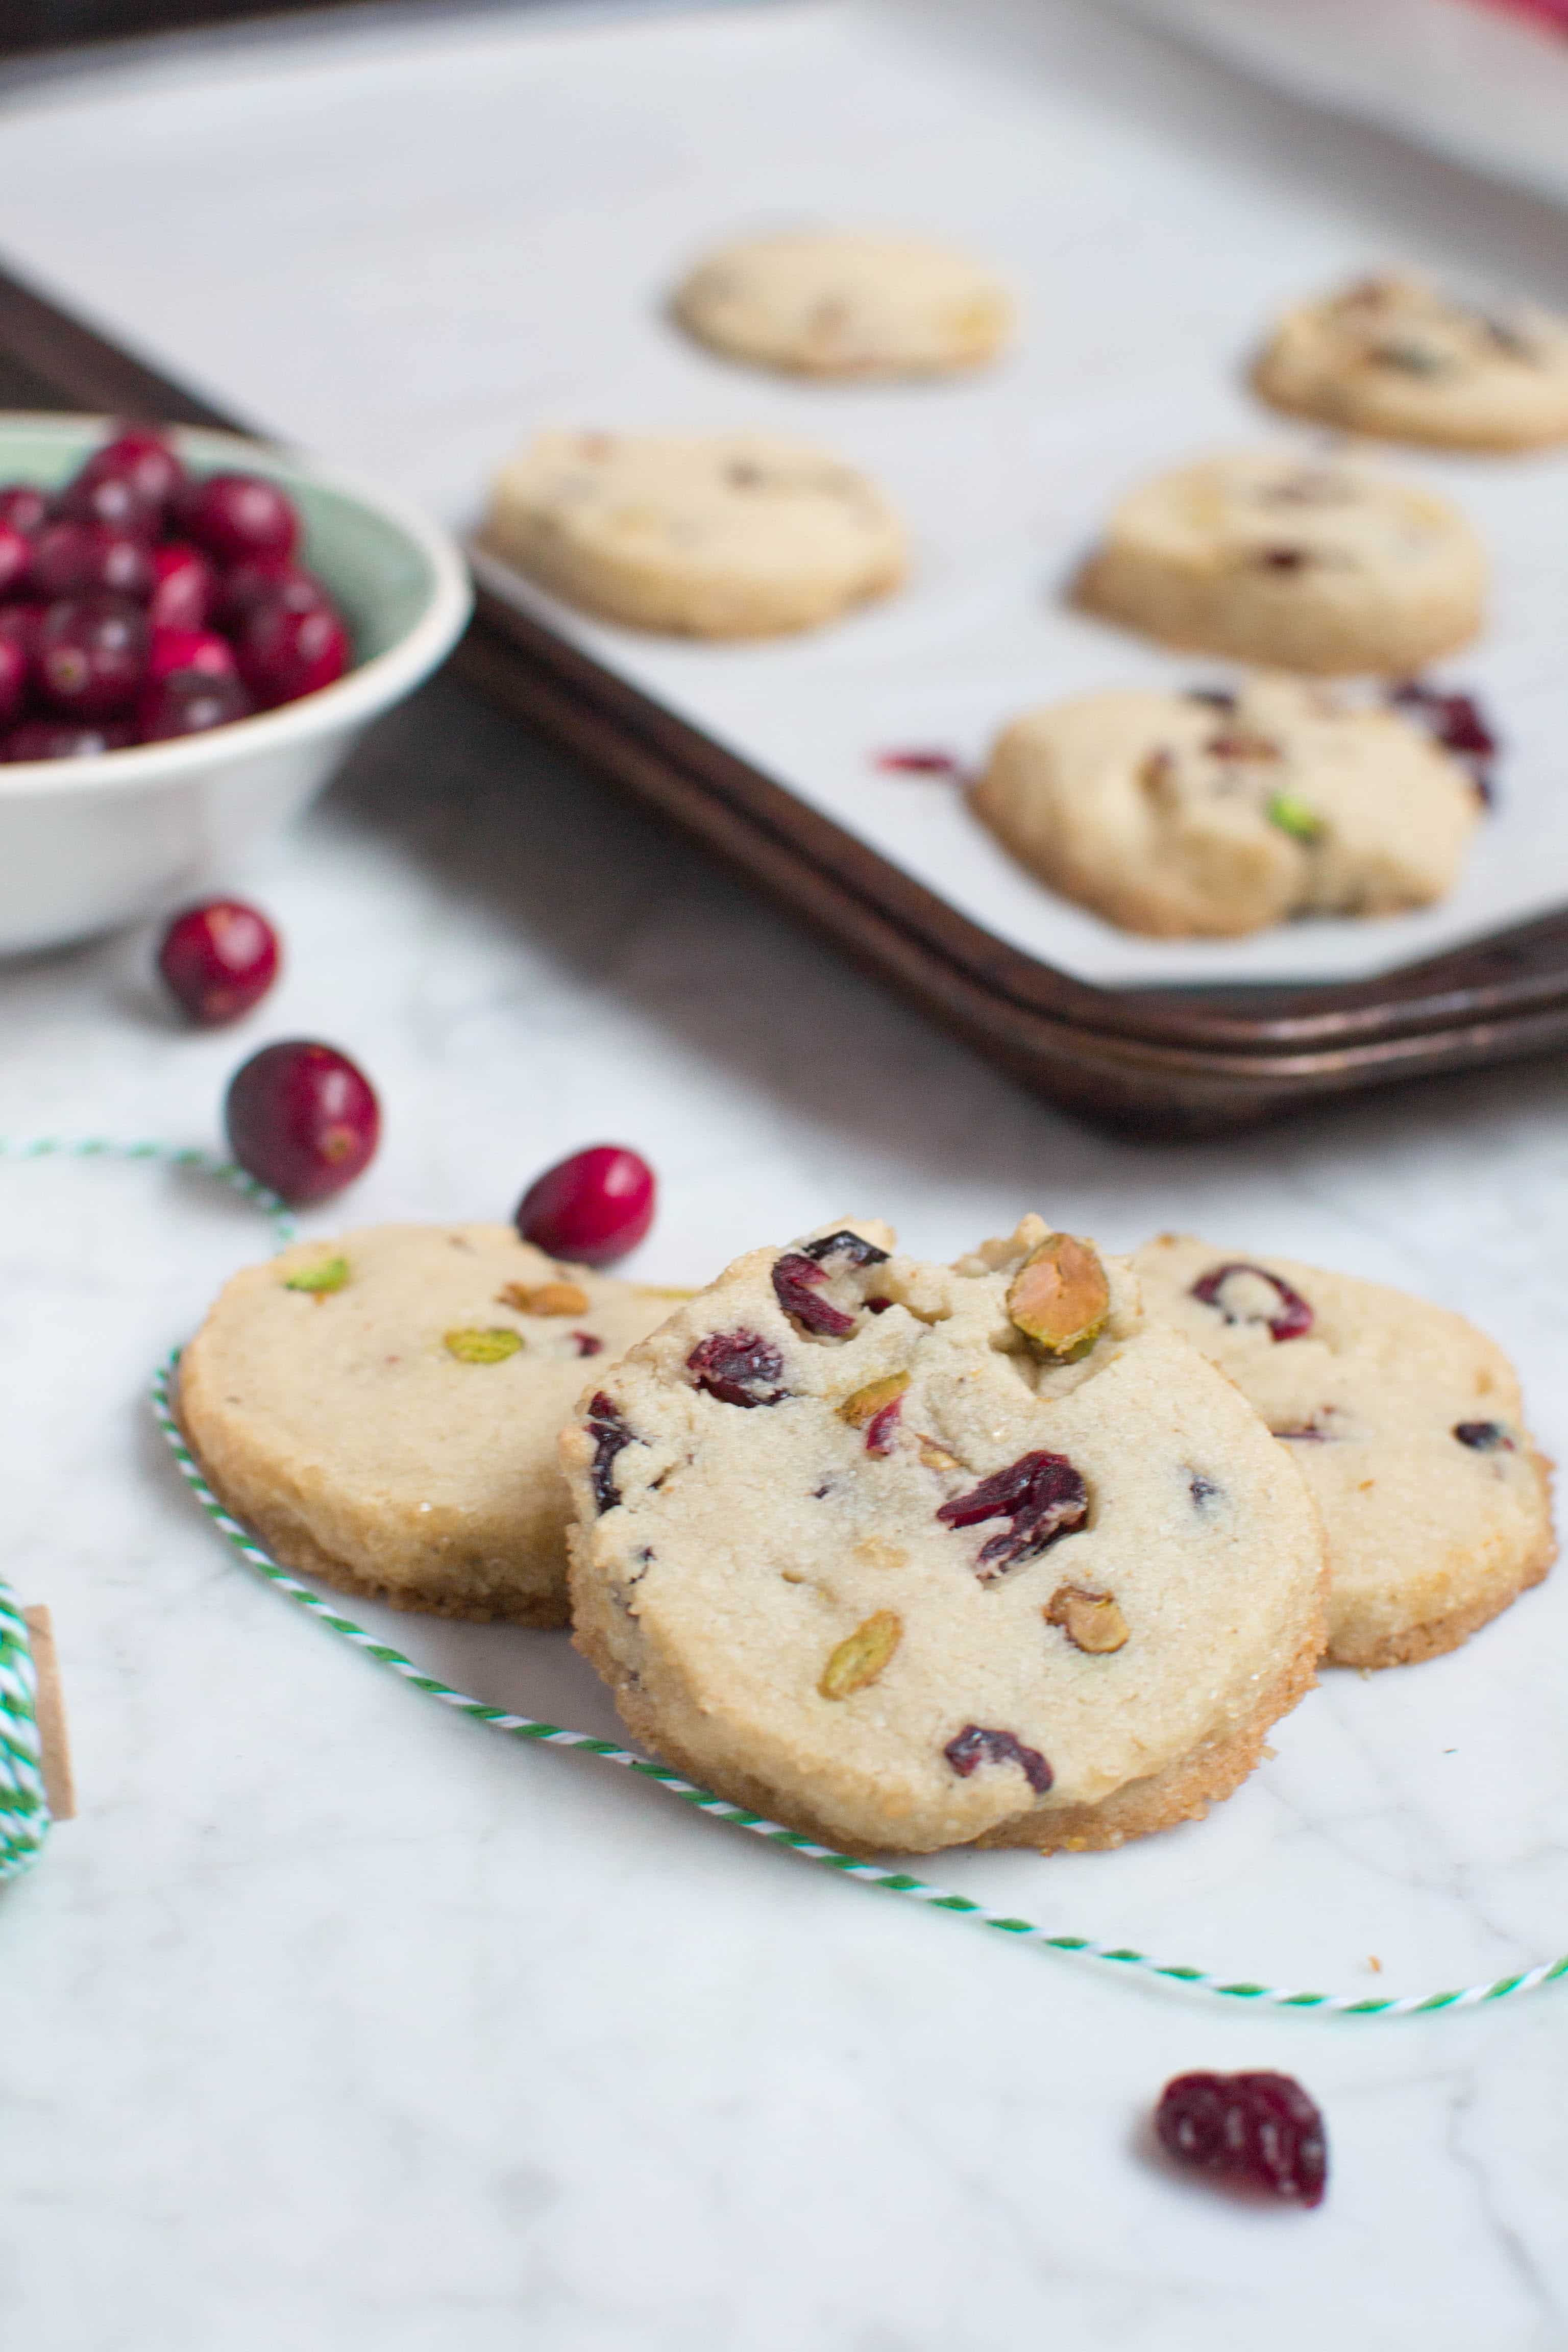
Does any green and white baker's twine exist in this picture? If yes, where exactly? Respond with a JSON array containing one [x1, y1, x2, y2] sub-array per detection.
[[11, 1136, 1568, 2014], [0, 1581, 47, 1884]]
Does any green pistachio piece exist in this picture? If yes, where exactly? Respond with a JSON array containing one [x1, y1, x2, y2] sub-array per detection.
[[1267, 792, 1324, 844], [283, 1256, 349, 1296], [444, 1327, 524, 1364], [818, 1610, 902, 1701]]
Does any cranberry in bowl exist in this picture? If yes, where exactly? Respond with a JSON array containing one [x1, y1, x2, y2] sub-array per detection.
[[0, 414, 470, 954]]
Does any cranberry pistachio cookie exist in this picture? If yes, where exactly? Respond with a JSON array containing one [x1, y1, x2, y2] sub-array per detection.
[[1134, 1235, 1555, 1670], [1253, 275, 1568, 454], [1072, 449, 1485, 676], [971, 674, 1480, 937], [178, 1223, 684, 1624], [670, 231, 1013, 378], [562, 1218, 1326, 1856], [480, 430, 905, 638]]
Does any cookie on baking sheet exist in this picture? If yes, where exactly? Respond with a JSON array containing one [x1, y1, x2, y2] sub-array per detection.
[[562, 1217, 1326, 1856], [670, 231, 1013, 378], [970, 673, 1481, 938], [177, 1223, 682, 1625], [479, 430, 905, 639], [1253, 274, 1568, 454], [1133, 1235, 1555, 1671], [1071, 449, 1485, 676]]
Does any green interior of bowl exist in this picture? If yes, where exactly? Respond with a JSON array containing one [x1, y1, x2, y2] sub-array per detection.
[[0, 416, 436, 671]]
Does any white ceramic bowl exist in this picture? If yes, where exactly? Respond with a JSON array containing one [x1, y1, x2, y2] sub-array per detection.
[[0, 416, 472, 954]]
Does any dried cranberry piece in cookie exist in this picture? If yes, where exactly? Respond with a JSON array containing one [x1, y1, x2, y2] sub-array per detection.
[[1155, 2072, 1327, 2209], [687, 1329, 788, 1407], [937, 1450, 1088, 1581], [799, 1230, 891, 1270], [1190, 1263, 1313, 1342], [586, 1393, 638, 1513], [943, 1724, 1053, 1796], [1453, 1419, 1514, 1453], [772, 1253, 856, 1338]]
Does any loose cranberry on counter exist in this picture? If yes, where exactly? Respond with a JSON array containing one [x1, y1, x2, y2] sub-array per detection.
[[148, 542, 213, 632], [138, 668, 254, 742], [37, 595, 148, 719], [69, 427, 185, 521], [1155, 2072, 1327, 2208], [158, 898, 280, 1026], [3, 719, 136, 760], [225, 1039, 380, 1204], [0, 483, 51, 538], [148, 626, 237, 684], [233, 600, 350, 707], [180, 471, 299, 566], [58, 469, 160, 540], [212, 559, 331, 635], [516, 1145, 656, 1268], [30, 520, 154, 603]]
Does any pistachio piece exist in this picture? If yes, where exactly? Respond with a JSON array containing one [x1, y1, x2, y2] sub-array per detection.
[[1006, 1233, 1109, 1362], [1045, 1584, 1129, 1655], [854, 1536, 908, 1571], [444, 1327, 524, 1365], [818, 1609, 902, 1700], [496, 1279, 590, 1316], [1266, 792, 1323, 843], [838, 1370, 911, 1428], [918, 1437, 961, 1473], [283, 1255, 349, 1296]]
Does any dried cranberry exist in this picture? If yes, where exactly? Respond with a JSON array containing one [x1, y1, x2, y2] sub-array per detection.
[[1190, 1263, 1313, 1342], [866, 1295, 893, 1315], [585, 1392, 636, 1512], [138, 669, 254, 742], [1272, 1424, 1332, 1442], [943, 1723, 1052, 1795], [212, 559, 331, 635], [3, 719, 134, 761], [873, 747, 967, 777], [1258, 547, 1307, 571], [1155, 2072, 1327, 2208], [1390, 680, 1496, 761], [148, 626, 237, 684], [224, 1039, 380, 1205], [31, 521, 154, 603], [179, 471, 300, 566], [0, 484, 50, 537], [58, 468, 160, 540], [864, 1394, 904, 1456], [148, 543, 214, 632], [234, 601, 351, 708], [70, 427, 185, 522], [800, 1230, 890, 1269], [157, 898, 280, 1026], [1454, 1419, 1514, 1452], [37, 595, 148, 719], [571, 1331, 604, 1358], [0, 631, 27, 729], [515, 1145, 656, 1268], [937, 1450, 1088, 1579], [772, 1252, 857, 1338], [687, 1329, 787, 1407]]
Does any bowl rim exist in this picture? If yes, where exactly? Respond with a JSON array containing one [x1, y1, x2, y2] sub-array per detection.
[[0, 414, 472, 797]]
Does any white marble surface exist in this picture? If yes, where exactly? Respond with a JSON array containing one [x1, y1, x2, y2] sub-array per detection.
[[4, 7, 1568, 2349]]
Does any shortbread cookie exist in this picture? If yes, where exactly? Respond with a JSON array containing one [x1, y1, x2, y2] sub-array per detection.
[[971, 674, 1480, 937], [1134, 1235, 1555, 1670], [1254, 274, 1568, 454], [671, 231, 1012, 378], [178, 1223, 681, 1624], [1072, 449, 1485, 675], [480, 431, 905, 638], [563, 1218, 1326, 1856]]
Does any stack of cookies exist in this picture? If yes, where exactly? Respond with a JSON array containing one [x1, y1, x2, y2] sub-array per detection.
[[179, 1213, 1552, 1859]]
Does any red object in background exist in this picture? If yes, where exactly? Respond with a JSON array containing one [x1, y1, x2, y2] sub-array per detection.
[[225, 1039, 380, 1205], [148, 626, 237, 684], [31, 520, 155, 602], [3, 719, 136, 760], [234, 601, 350, 707], [138, 669, 254, 742], [0, 484, 50, 538], [37, 595, 148, 720], [157, 898, 280, 1026], [1467, 0, 1568, 29], [148, 542, 214, 632], [179, 471, 299, 566], [72, 426, 187, 521], [213, 559, 331, 635], [515, 1145, 657, 1268]]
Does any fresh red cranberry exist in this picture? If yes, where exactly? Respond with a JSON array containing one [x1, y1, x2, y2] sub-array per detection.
[[0, 631, 27, 729], [937, 1450, 1088, 1579], [58, 469, 160, 540], [37, 595, 148, 719], [148, 626, 236, 684], [943, 1723, 1053, 1794], [157, 898, 280, 1026], [0, 484, 50, 538], [516, 1145, 655, 1267], [31, 521, 154, 603], [3, 719, 135, 760], [148, 542, 213, 631], [1191, 1263, 1313, 1342], [1156, 2072, 1327, 2208], [0, 523, 32, 598], [138, 668, 254, 742], [180, 471, 299, 566], [71, 427, 185, 521], [685, 1329, 787, 1407], [0, 603, 40, 661], [224, 1039, 380, 1205], [585, 1392, 637, 1512], [212, 559, 331, 635], [233, 600, 350, 708]]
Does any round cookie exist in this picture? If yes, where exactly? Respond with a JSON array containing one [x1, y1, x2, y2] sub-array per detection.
[[480, 430, 905, 638], [177, 1223, 684, 1624], [971, 673, 1481, 937], [1253, 274, 1568, 454], [562, 1217, 1326, 1856], [1071, 449, 1485, 676], [670, 231, 1013, 379], [1133, 1235, 1555, 1670]]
